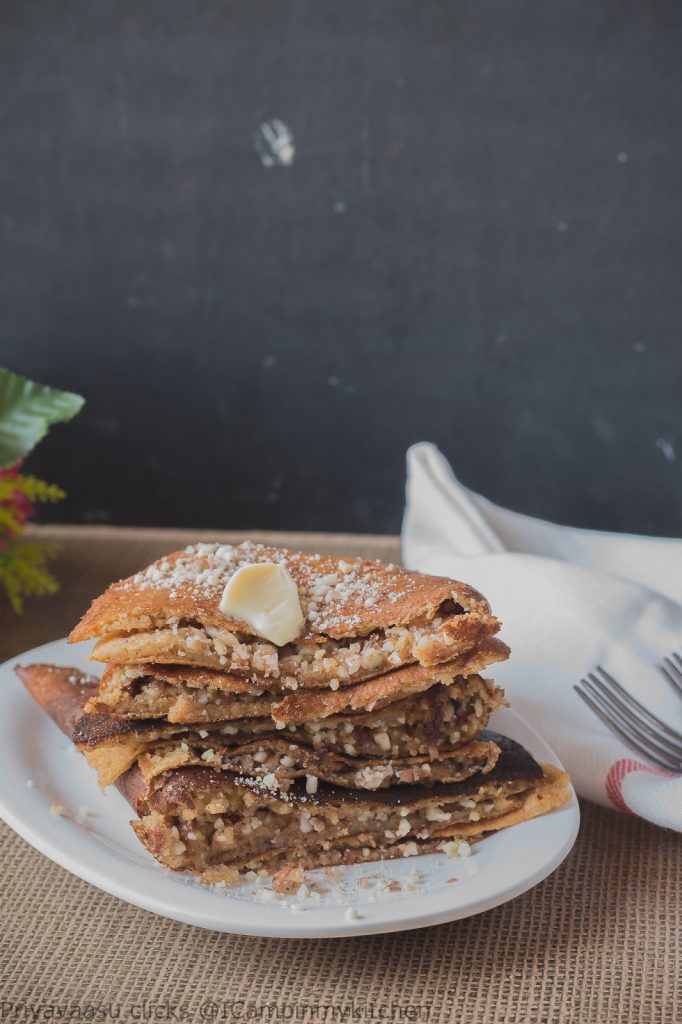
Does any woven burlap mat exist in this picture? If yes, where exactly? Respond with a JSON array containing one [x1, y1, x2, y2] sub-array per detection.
[[1, 527, 679, 1023]]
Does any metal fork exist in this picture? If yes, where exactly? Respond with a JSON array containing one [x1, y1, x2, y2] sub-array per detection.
[[574, 666, 682, 774], [660, 652, 682, 699]]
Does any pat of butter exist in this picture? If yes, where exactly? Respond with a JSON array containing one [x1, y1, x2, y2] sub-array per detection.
[[219, 562, 304, 647]]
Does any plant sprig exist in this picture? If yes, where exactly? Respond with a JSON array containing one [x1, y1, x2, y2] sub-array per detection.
[[0, 367, 84, 613]]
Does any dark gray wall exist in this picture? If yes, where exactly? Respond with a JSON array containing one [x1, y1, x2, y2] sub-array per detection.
[[1, 1, 681, 535]]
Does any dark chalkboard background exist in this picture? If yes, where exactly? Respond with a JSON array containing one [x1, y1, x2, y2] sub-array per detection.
[[1, 1, 681, 535]]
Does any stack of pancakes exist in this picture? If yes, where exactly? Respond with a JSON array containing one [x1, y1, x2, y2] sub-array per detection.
[[18, 542, 570, 887]]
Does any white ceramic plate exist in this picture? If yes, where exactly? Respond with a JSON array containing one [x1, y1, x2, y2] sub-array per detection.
[[0, 637, 579, 937]]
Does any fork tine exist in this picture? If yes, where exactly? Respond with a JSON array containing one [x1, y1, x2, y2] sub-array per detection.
[[586, 673, 682, 757], [579, 679, 680, 769], [661, 656, 682, 699], [577, 679, 675, 770], [574, 683, 680, 772], [595, 667, 682, 744]]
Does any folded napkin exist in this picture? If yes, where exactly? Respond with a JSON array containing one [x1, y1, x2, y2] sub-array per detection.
[[402, 442, 682, 831]]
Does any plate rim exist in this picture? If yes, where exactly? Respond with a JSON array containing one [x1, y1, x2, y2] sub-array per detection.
[[0, 636, 580, 938]]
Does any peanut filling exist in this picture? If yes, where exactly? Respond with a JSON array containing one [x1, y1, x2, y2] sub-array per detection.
[[93, 678, 503, 752], [137, 782, 528, 876], [93, 613, 485, 682], [140, 736, 497, 793]]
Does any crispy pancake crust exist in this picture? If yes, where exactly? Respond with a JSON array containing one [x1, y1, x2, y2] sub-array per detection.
[[16, 662, 571, 883], [272, 640, 508, 723], [87, 638, 508, 724], [16, 665, 503, 788], [434, 763, 571, 837], [16, 664, 102, 738], [22, 664, 494, 747], [198, 761, 571, 882], [68, 542, 497, 643], [136, 737, 501, 790], [121, 738, 571, 878], [87, 615, 498, 675], [14, 661, 551, 814], [133, 731, 543, 812]]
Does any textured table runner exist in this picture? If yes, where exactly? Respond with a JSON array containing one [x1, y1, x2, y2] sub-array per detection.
[[1, 526, 679, 1023]]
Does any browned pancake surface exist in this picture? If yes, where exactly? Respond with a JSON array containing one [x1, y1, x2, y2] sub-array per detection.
[[68, 541, 496, 643]]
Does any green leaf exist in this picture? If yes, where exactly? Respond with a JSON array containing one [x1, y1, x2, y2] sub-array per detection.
[[0, 368, 84, 469]]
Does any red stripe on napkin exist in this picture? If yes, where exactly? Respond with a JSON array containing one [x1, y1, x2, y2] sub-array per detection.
[[605, 758, 674, 814]]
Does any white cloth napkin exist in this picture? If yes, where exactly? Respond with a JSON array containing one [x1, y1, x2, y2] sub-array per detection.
[[402, 442, 682, 831]]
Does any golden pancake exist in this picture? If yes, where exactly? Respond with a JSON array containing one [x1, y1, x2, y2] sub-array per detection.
[[69, 543, 504, 687]]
